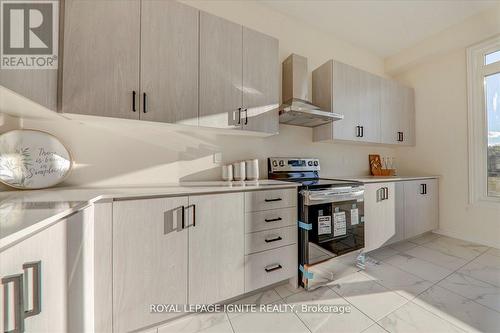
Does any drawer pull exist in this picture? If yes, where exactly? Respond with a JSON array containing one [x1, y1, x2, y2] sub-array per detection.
[[264, 198, 282, 202], [265, 236, 282, 243], [22, 261, 41, 318], [264, 264, 282, 273], [265, 217, 282, 223], [2, 274, 24, 333]]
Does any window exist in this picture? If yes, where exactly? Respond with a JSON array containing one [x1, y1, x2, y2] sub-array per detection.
[[467, 36, 500, 202]]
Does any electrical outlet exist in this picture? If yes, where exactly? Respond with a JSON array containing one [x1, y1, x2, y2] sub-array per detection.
[[213, 152, 222, 164]]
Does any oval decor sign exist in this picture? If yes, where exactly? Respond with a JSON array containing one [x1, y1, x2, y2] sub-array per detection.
[[0, 130, 72, 189]]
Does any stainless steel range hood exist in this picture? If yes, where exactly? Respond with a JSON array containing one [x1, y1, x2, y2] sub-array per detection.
[[279, 54, 343, 127]]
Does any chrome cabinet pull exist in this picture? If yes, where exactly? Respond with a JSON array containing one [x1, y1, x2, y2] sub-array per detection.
[[264, 236, 282, 243], [2, 274, 24, 333], [264, 264, 282, 273], [264, 217, 282, 223], [22, 261, 41, 319], [264, 198, 282, 202]]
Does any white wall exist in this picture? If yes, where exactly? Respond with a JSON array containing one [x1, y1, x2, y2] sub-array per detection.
[[14, 0, 395, 188], [393, 6, 500, 247], [0, 113, 20, 191]]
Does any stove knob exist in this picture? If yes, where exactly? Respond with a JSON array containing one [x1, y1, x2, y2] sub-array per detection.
[[308, 161, 313, 166], [279, 160, 285, 167], [313, 161, 318, 166], [272, 160, 278, 167]]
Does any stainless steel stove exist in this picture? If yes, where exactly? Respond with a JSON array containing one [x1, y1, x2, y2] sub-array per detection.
[[268, 157, 365, 290]]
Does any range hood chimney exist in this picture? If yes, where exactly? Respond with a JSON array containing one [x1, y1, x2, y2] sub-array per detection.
[[279, 54, 343, 127]]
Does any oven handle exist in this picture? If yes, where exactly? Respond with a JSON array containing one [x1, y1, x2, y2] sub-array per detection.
[[305, 190, 365, 201]]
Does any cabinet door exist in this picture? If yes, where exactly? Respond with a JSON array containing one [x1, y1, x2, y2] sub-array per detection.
[[113, 197, 188, 332], [404, 180, 439, 238], [199, 12, 242, 129], [387, 182, 405, 244], [364, 182, 395, 252], [332, 61, 361, 141], [188, 193, 244, 304], [358, 71, 381, 143], [241, 27, 279, 134], [380, 79, 401, 145], [0, 213, 80, 332], [62, 0, 140, 119], [0, 71, 57, 111], [140, 0, 198, 125], [401, 86, 415, 146]]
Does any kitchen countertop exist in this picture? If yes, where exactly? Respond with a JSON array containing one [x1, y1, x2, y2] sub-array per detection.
[[0, 180, 299, 251], [326, 175, 440, 183]]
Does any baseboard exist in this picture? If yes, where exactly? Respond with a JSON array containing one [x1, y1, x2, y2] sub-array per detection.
[[433, 228, 499, 249]]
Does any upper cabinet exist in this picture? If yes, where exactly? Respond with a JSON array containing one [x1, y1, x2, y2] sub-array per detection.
[[140, 0, 199, 125], [62, 0, 141, 119], [312, 60, 415, 146], [199, 14, 279, 134], [61, 0, 279, 135], [380, 79, 415, 145]]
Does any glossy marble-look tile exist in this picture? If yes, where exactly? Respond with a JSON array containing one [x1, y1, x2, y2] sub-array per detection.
[[307, 260, 361, 290], [228, 289, 282, 319], [383, 253, 453, 282], [407, 232, 441, 245], [422, 236, 489, 260], [229, 306, 308, 333], [284, 287, 375, 333], [361, 324, 387, 333], [378, 301, 466, 333], [329, 272, 408, 321], [367, 247, 399, 261], [486, 247, 500, 258], [403, 245, 468, 271], [157, 312, 228, 333], [359, 261, 433, 300], [274, 282, 303, 299], [197, 320, 234, 333], [438, 272, 500, 313], [414, 285, 500, 333], [387, 241, 418, 253], [458, 253, 500, 287]]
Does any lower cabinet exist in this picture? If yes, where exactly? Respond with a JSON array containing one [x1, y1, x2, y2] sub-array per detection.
[[0, 207, 97, 333], [404, 179, 439, 239], [364, 182, 396, 252]]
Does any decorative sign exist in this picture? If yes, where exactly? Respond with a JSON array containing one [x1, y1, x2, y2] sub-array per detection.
[[0, 130, 72, 189]]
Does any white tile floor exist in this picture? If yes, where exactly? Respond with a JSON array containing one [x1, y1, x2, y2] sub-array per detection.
[[155, 233, 500, 333]]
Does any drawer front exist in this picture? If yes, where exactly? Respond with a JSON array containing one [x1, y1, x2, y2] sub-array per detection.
[[245, 226, 297, 255], [245, 189, 297, 212], [245, 207, 296, 233], [244, 244, 297, 292]]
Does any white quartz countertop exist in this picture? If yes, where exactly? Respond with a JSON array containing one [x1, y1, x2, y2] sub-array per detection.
[[0, 180, 298, 251], [325, 175, 440, 183]]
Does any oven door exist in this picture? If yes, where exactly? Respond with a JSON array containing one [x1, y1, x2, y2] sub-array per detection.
[[299, 187, 365, 289]]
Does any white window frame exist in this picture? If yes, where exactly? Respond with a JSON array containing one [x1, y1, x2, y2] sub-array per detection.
[[467, 35, 500, 204]]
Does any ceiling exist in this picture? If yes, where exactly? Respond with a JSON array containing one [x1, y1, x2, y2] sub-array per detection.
[[260, 0, 499, 57]]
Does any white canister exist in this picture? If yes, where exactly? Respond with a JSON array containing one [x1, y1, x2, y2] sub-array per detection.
[[233, 162, 246, 181], [222, 164, 233, 181], [245, 159, 259, 180]]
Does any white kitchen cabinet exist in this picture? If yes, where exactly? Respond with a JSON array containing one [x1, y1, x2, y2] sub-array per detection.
[[312, 60, 381, 143], [387, 182, 405, 244], [404, 179, 439, 238], [380, 79, 415, 145], [0, 207, 97, 333], [364, 182, 396, 252], [188, 193, 245, 304], [113, 197, 189, 332]]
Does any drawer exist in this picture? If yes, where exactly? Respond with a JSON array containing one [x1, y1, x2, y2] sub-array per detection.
[[245, 207, 296, 233], [245, 226, 297, 255], [244, 244, 297, 292], [245, 188, 297, 212]]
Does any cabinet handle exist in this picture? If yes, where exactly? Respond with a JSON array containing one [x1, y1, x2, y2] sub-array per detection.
[[132, 91, 137, 112], [181, 206, 186, 229], [237, 107, 242, 125], [265, 236, 282, 243], [264, 264, 282, 273], [384, 187, 389, 200], [22, 261, 41, 318], [187, 204, 196, 227], [401, 132, 404, 142], [420, 184, 427, 195], [143, 93, 147, 113], [244, 108, 248, 125], [356, 126, 360, 137], [360, 126, 364, 137], [265, 198, 282, 202], [265, 217, 282, 223], [2, 274, 24, 333]]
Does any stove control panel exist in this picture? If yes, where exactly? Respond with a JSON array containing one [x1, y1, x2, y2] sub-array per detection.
[[268, 157, 320, 173]]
